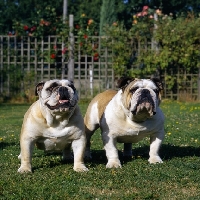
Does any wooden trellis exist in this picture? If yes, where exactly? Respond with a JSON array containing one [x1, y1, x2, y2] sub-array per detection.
[[0, 35, 199, 101]]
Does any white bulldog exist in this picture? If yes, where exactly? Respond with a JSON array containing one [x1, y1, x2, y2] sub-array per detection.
[[18, 79, 88, 173], [84, 77, 165, 168]]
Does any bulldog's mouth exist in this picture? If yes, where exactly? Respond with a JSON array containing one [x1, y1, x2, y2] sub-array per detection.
[[45, 86, 76, 111], [132, 97, 156, 116], [46, 100, 74, 111]]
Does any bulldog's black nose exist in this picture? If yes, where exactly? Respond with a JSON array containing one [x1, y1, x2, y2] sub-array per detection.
[[141, 89, 150, 95], [59, 87, 70, 100]]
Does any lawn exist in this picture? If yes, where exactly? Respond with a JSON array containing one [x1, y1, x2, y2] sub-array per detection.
[[0, 100, 200, 199]]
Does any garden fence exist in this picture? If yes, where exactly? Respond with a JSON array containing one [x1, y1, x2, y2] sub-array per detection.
[[0, 35, 200, 101]]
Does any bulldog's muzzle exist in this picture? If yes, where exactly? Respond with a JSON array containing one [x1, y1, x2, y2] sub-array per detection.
[[132, 89, 156, 116], [46, 86, 74, 110]]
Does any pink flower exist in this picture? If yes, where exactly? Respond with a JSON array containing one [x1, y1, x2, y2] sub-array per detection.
[[136, 12, 142, 17], [30, 26, 36, 32], [143, 6, 149, 11], [62, 47, 67, 54], [88, 19, 93, 25], [156, 9, 162, 15], [142, 11, 148, 16]]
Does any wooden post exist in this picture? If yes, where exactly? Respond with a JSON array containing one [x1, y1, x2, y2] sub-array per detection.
[[151, 13, 158, 52], [68, 14, 74, 81], [63, 0, 67, 21], [61, 0, 68, 79]]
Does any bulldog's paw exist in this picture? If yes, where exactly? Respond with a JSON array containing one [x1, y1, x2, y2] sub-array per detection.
[[18, 165, 32, 173], [73, 163, 89, 172], [106, 159, 122, 168], [148, 156, 163, 164]]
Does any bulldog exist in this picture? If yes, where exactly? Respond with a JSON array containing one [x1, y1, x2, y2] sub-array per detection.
[[18, 79, 88, 173], [84, 77, 165, 168]]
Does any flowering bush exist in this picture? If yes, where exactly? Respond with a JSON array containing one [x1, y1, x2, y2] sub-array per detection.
[[104, 6, 200, 83], [74, 13, 99, 60], [12, 6, 69, 37]]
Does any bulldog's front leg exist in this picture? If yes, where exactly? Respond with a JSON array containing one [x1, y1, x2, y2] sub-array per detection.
[[72, 135, 88, 172], [148, 131, 164, 164], [18, 137, 35, 173], [103, 135, 121, 168]]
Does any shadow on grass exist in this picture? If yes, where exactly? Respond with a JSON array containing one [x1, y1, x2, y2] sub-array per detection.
[[87, 144, 200, 166], [25, 144, 200, 171], [0, 142, 17, 150]]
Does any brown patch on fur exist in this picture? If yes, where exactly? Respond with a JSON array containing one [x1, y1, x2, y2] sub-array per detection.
[[121, 79, 138, 109], [97, 90, 117, 120], [20, 101, 45, 140], [84, 90, 117, 125]]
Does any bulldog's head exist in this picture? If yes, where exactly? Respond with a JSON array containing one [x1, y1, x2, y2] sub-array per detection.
[[117, 77, 163, 122], [35, 79, 78, 114]]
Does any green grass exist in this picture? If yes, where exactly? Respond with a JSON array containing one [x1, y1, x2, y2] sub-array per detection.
[[1, 101, 200, 199]]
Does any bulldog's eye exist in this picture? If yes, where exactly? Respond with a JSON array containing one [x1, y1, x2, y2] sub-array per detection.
[[47, 87, 54, 92], [130, 87, 138, 93]]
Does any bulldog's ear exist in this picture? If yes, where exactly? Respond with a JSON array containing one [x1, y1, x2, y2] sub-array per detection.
[[151, 78, 163, 91], [35, 81, 45, 96], [116, 77, 134, 89], [68, 80, 76, 92]]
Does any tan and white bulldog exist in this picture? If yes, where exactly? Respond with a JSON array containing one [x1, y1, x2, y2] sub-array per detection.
[[84, 77, 165, 168], [18, 79, 88, 173]]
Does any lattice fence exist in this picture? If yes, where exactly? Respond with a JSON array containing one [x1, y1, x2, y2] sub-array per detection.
[[0, 35, 200, 101]]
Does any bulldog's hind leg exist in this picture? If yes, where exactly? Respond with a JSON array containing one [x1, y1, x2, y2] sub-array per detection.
[[63, 144, 73, 162], [18, 137, 35, 173], [84, 124, 99, 160], [72, 135, 88, 172], [123, 143, 133, 158]]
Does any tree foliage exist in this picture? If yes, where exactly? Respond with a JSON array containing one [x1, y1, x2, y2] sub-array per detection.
[[1, 0, 200, 34], [100, 0, 117, 35]]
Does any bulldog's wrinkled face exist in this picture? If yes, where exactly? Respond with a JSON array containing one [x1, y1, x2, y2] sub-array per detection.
[[119, 78, 162, 122], [35, 79, 78, 113]]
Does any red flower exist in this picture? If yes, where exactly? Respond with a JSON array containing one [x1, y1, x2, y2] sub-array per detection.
[[50, 53, 56, 59], [40, 19, 45, 26], [23, 25, 29, 31], [75, 24, 80, 29], [8, 32, 12, 36], [93, 52, 99, 61], [79, 42, 83, 46], [94, 53, 99, 57], [84, 34, 88, 39]]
